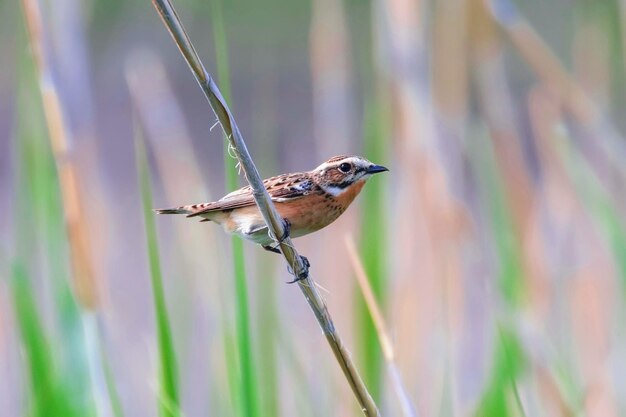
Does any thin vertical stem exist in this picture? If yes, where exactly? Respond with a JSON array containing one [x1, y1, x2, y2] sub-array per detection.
[[211, 1, 259, 415], [151, 1, 379, 414]]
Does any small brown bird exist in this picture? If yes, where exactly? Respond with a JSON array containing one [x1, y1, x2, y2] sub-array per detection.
[[155, 155, 388, 253]]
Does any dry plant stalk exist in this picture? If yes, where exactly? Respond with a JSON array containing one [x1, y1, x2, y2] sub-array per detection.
[[21, 0, 98, 309], [488, 0, 626, 213], [345, 235, 417, 417], [487, 0, 595, 124], [151, 1, 380, 415]]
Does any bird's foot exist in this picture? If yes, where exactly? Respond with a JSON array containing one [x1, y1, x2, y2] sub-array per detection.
[[262, 244, 281, 254], [287, 256, 310, 284], [262, 219, 291, 254]]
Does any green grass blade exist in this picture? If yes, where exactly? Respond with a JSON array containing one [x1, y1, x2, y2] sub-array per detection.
[[470, 129, 527, 416], [15, 15, 95, 415], [11, 261, 80, 417], [356, 93, 388, 402], [211, 0, 232, 109], [474, 325, 526, 417], [134, 123, 180, 417], [555, 132, 626, 288], [474, 130, 524, 306], [211, 1, 260, 415], [83, 313, 122, 417], [230, 236, 259, 417], [256, 261, 280, 417], [101, 339, 126, 417]]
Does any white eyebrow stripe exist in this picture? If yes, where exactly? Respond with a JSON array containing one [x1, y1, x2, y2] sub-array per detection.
[[315, 157, 365, 171]]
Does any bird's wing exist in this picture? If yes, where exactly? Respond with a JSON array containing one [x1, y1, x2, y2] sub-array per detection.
[[186, 173, 315, 218]]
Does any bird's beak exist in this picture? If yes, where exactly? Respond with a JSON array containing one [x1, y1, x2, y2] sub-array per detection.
[[366, 164, 389, 174]]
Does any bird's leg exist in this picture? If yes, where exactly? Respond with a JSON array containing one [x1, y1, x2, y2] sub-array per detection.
[[261, 218, 310, 283], [286, 256, 310, 284], [261, 218, 291, 254]]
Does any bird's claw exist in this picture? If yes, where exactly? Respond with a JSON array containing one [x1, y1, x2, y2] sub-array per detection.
[[262, 244, 281, 254], [287, 255, 310, 284]]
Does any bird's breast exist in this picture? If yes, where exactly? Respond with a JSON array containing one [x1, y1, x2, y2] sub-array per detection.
[[277, 181, 365, 235], [217, 180, 366, 242]]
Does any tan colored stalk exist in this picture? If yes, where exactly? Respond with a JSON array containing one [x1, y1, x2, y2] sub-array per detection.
[[471, 0, 540, 296], [309, 0, 353, 157], [345, 235, 417, 417], [151, 1, 380, 415], [486, 0, 595, 123], [620, 1, 626, 75], [124, 51, 221, 283], [20, 1, 111, 416], [487, 0, 626, 220], [20, 0, 98, 310]]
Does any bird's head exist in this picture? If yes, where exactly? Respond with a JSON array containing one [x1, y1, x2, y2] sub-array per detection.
[[311, 155, 388, 196]]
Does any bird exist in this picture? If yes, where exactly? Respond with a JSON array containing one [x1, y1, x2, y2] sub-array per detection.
[[155, 155, 388, 255]]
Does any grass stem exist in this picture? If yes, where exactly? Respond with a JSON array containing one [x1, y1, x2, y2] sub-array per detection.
[[346, 235, 417, 417], [151, 1, 379, 414], [135, 122, 180, 417], [210, 1, 260, 415]]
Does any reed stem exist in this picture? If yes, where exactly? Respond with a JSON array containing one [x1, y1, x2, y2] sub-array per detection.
[[151, 1, 380, 414]]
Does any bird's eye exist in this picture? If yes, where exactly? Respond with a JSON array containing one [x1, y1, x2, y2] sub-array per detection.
[[339, 163, 352, 173]]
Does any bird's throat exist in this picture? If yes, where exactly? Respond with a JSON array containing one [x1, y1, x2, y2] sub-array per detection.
[[333, 179, 366, 206]]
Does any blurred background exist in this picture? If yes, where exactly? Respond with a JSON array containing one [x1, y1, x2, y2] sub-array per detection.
[[1, 0, 626, 416]]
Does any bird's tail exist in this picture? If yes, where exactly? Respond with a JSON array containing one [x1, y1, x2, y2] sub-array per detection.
[[153, 202, 213, 217], [153, 205, 194, 215]]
